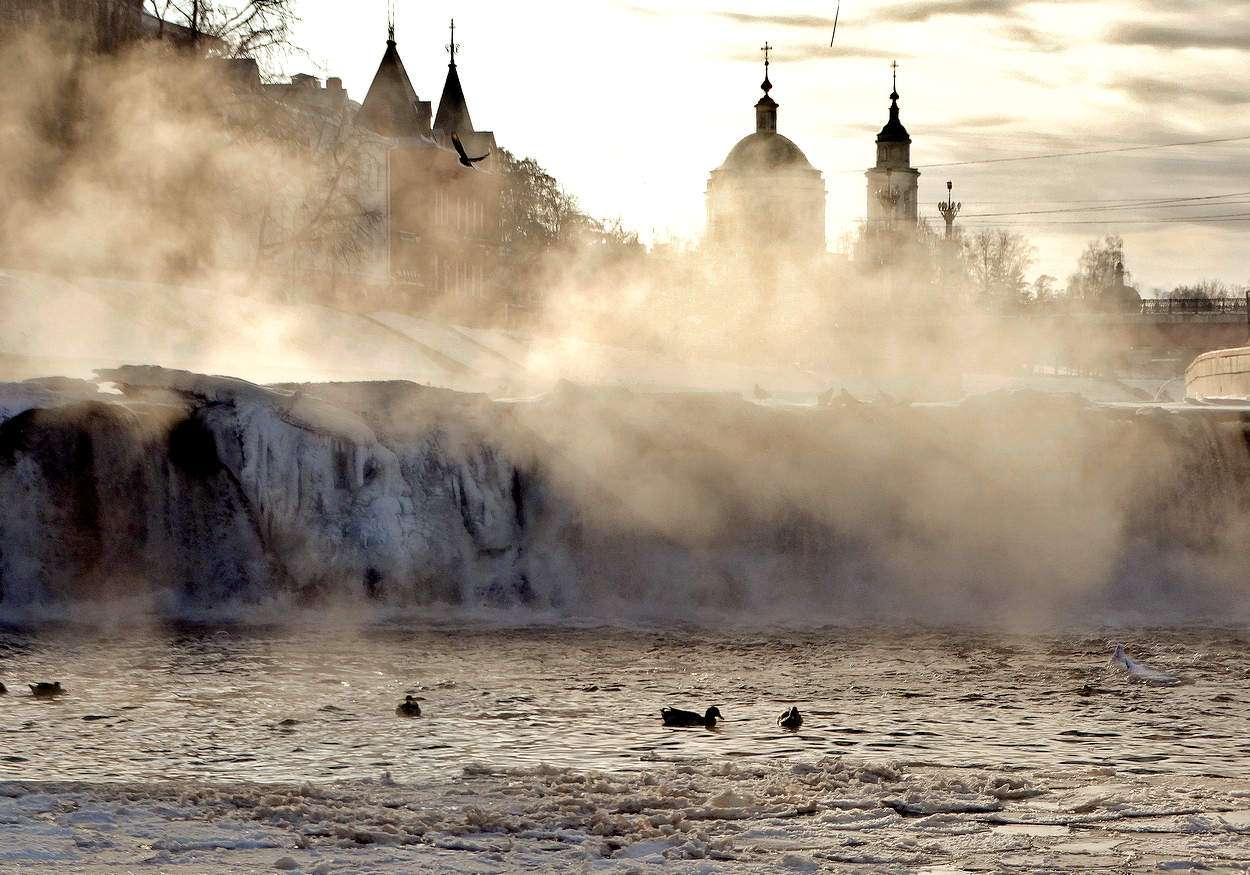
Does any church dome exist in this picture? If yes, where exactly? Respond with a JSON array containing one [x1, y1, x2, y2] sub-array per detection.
[[718, 131, 817, 174]]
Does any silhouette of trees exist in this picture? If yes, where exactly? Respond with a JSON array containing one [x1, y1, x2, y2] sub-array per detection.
[[143, 0, 297, 67], [1066, 234, 1127, 300], [1028, 274, 1059, 303], [961, 228, 1034, 306], [1162, 279, 1238, 300], [497, 149, 587, 253]]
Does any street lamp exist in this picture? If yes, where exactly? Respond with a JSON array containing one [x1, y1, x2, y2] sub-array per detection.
[[937, 179, 961, 239]]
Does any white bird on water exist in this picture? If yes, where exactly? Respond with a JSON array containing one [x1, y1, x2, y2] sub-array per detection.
[[1110, 644, 1182, 685]]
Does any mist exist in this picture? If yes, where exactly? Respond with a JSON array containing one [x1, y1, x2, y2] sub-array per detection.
[[2, 15, 1248, 634]]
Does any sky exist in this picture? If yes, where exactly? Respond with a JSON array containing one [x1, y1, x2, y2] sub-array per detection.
[[284, 0, 1250, 293]]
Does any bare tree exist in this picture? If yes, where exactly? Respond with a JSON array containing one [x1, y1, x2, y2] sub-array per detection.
[[961, 228, 1035, 307], [144, 0, 297, 68], [223, 94, 384, 298], [1066, 234, 1128, 300]]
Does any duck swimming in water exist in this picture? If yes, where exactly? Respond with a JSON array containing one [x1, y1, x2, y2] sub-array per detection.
[[661, 706, 722, 727], [395, 695, 421, 717], [777, 705, 803, 729], [29, 682, 63, 697]]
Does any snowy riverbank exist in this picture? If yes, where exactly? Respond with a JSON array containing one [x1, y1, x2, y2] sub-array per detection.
[[3, 756, 1249, 873]]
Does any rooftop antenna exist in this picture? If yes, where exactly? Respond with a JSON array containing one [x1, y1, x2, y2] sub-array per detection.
[[830, 0, 840, 46], [446, 18, 460, 65]]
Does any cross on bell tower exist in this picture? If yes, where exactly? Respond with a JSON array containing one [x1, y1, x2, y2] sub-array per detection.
[[760, 41, 773, 93]]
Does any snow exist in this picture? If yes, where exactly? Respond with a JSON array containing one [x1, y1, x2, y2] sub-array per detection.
[[1, 756, 1246, 873]]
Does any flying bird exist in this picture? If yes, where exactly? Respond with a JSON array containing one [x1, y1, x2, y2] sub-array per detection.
[[830, 0, 840, 46], [450, 132, 489, 168]]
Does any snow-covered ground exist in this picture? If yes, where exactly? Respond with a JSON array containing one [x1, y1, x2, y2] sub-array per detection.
[[3, 758, 1248, 873]]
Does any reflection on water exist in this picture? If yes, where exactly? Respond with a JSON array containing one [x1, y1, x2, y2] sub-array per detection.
[[0, 624, 1247, 784]]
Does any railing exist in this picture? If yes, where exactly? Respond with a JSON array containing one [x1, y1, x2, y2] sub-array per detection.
[[1140, 296, 1249, 315]]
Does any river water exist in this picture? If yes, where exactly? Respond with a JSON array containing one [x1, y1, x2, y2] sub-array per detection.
[[3, 622, 1247, 785], [3, 621, 1250, 872]]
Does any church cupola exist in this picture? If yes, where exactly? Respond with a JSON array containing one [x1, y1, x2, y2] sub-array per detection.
[[705, 42, 827, 258], [754, 42, 778, 133]]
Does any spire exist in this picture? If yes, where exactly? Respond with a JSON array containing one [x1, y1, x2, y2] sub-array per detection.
[[446, 18, 459, 66], [387, 0, 394, 42], [433, 18, 475, 139], [876, 59, 910, 143], [358, 26, 430, 138], [755, 41, 777, 133]]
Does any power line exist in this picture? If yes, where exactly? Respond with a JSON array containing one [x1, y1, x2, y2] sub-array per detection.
[[917, 135, 1250, 169], [828, 134, 1250, 174], [962, 191, 1250, 219], [955, 211, 1250, 226]]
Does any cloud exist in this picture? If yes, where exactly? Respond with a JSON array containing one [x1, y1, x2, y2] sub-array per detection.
[[1105, 23, 1250, 52], [711, 11, 838, 28], [725, 44, 899, 63], [996, 23, 1066, 53], [866, 0, 1028, 24], [1115, 76, 1250, 107]]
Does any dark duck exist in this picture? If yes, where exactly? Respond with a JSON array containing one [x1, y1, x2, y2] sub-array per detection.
[[777, 706, 803, 729], [396, 695, 421, 717], [30, 682, 63, 697], [661, 706, 722, 727]]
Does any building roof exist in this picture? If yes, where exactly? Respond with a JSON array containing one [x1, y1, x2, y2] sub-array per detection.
[[433, 61, 474, 140], [717, 131, 818, 175], [876, 90, 910, 143], [358, 36, 429, 138]]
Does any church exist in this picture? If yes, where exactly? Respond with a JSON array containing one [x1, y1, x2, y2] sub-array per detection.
[[217, 19, 506, 322], [705, 45, 826, 257], [356, 21, 503, 321], [705, 52, 922, 259]]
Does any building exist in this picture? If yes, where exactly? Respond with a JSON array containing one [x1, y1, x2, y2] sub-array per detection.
[[355, 22, 502, 321], [864, 65, 919, 231], [229, 21, 504, 321], [705, 48, 826, 257]]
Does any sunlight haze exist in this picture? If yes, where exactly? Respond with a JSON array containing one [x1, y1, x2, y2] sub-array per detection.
[[288, 0, 1250, 292]]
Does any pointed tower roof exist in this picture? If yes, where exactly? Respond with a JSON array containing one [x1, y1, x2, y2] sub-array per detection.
[[876, 60, 910, 143], [433, 19, 476, 140], [358, 29, 429, 138]]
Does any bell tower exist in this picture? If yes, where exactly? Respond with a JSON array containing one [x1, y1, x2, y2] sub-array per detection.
[[864, 61, 919, 229]]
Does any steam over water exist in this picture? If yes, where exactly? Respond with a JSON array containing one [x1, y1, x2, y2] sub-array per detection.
[[3, 624, 1248, 784]]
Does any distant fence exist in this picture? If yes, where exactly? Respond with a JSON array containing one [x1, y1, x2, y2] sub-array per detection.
[[1140, 296, 1249, 316]]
